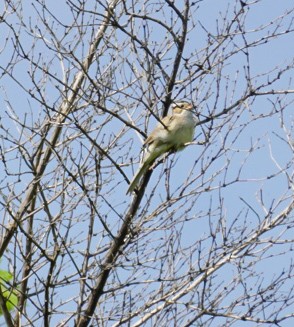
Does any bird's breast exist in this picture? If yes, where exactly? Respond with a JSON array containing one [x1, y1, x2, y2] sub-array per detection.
[[170, 114, 195, 145]]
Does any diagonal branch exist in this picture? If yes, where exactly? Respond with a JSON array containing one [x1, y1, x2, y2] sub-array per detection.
[[129, 199, 294, 326], [0, 0, 120, 256], [76, 3, 192, 325]]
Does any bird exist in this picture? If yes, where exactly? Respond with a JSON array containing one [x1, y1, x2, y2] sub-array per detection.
[[127, 101, 196, 194]]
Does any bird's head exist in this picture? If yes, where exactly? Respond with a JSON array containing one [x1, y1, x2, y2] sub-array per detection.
[[172, 101, 193, 113]]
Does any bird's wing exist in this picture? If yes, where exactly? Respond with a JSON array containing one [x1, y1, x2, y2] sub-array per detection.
[[144, 114, 174, 145]]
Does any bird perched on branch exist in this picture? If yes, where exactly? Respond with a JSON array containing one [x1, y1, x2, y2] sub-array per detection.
[[127, 101, 196, 194]]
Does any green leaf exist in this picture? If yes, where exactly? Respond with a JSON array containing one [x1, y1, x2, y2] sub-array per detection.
[[0, 284, 18, 315], [0, 269, 18, 316], [0, 270, 13, 283]]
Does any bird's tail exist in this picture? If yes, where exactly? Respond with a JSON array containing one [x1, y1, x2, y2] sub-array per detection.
[[126, 162, 149, 194]]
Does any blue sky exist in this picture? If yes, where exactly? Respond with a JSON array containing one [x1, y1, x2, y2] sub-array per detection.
[[0, 0, 293, 325]]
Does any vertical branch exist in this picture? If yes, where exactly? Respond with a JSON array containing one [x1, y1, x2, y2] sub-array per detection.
[[163, 0, 190, 114], [14, 199, 35, 326]]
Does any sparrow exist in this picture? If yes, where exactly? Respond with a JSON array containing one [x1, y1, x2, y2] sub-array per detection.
[[127, 101, 196, 194]]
